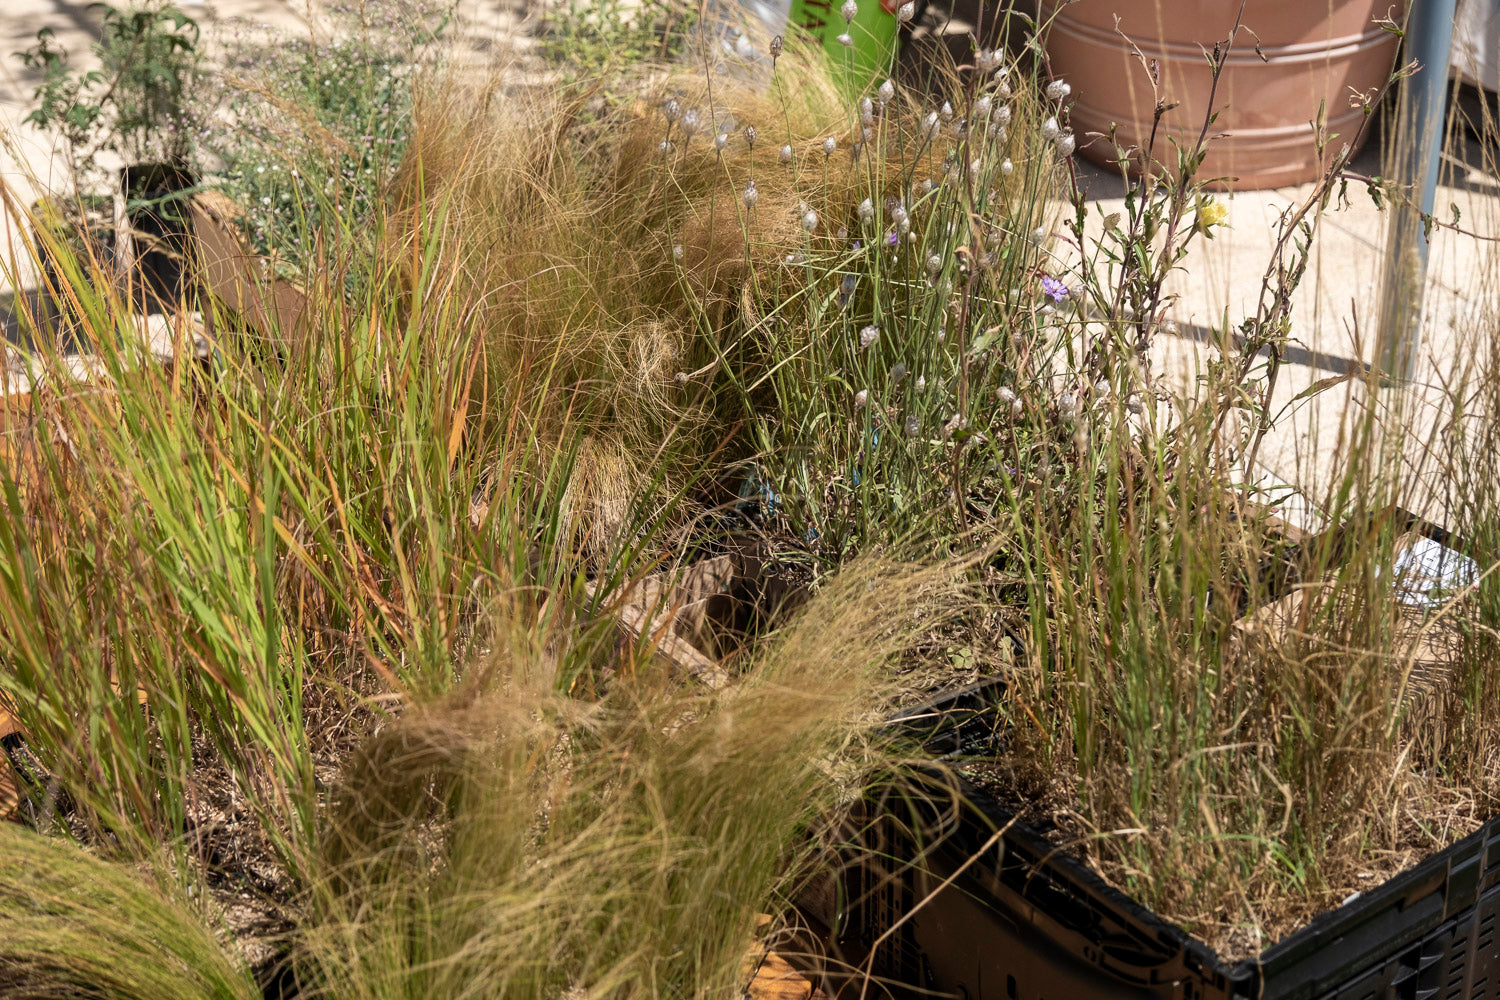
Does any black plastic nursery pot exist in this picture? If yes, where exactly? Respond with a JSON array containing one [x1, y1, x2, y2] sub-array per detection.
[[32, 196, 117, 286], [122, 162, 198, 314], [802, 679, 1500, 1000]]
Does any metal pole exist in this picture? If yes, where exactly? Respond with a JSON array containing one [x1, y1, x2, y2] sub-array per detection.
[[1375, 0, 1457, 382]]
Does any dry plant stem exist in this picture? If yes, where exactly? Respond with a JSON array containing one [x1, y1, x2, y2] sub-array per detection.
[[1339, 168, 1500, 243], [1234, 141, 1357, 471], [1131, 5, 1248, 349], [1211, 57, 1404, 468]]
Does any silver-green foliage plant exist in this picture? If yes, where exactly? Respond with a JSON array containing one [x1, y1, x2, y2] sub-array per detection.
[[193, 0, 452, 269]]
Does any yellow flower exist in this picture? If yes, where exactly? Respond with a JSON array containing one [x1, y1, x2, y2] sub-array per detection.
[[1196, 199, 1229, 236]]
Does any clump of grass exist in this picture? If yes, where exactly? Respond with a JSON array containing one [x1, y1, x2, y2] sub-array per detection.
[[937, 6, 1500, 953], [290, 558, 974, 999], [383, 45, 1007, 550], [2, 0, 1497, 985], [0, 824, 259, 1000]]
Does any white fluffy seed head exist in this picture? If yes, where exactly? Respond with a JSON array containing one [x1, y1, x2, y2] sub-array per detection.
[[973, 94, 992, 121], [744, 125, 757, 148], [1046, 79, 1071, 102], [916, 375, 926, 392], [801, 208, 819, 232], [663, 98, 682, 123], [673, 244, 684, 260], [858, 198, 874, 224], [976, 49, 1001, 73], [1055, 132, 1076, 157], [855, 389, 869, 408], [1041, 116, 1061, 141], [998, 386, 1017, 405], [837, 32, 853, 46], [860, 97, 875, 126], [823, 136, 837, 155], [780, 144, 793, 164], [679, 108, 700, 136], [939, 100, 954, 123], [877, 79, 895, 106], [897, 1, 915, 22], [743, 179, 759, 208], [841, 0, 858, 20], [860, 324, 879, 349], [922, 110, 940, 138], [926, 254, 942, 277], [995, 104, 1012, 127], [714, 132, 728, 151], [1000, 158, 1014, 177], [904, 415, 920, 437]]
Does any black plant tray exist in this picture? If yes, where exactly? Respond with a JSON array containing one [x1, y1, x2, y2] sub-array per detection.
[[809, 679, 1500, 1000]]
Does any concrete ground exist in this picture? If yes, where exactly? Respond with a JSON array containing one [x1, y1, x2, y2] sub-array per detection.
[[1064, 121, 1498, 528], [1, 0, 1494, 528], [0, 0, 534, 270]]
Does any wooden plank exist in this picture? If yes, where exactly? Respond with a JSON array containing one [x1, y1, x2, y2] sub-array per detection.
[[746, 916, 827, 1000], [585, 557, 737, 689], [188, 192, 309, 346], [747, 950, 822, 1000]]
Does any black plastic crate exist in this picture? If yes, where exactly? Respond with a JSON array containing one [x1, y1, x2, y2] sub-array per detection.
[[807, 680, 1500, 1000]]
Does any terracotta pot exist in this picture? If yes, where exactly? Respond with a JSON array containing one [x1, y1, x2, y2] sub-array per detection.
[[1045, 1, 1403, 189]]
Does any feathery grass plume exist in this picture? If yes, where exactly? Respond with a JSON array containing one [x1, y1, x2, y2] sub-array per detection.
[[394, 46, 949, 362], [296, 557, 978, 999], [0, 825, 259, 1000], [381, 50, 953, 550], [0, 146, 669, 889]]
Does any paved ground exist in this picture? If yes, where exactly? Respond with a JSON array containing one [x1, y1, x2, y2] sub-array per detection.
[[1070, 120, 1499, 527], [0, 0, 533, 273], [1, 0, 1493, 527]]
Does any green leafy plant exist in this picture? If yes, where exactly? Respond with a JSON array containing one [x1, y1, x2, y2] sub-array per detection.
[[191, 0, 450, 270], [539, 0, 697, 79], [15, 1, 201, 174]]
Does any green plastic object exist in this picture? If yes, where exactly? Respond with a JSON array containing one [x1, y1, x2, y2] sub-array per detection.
[[788, 0, 898, 92]]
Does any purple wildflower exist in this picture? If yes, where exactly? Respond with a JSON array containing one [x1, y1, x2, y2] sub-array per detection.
[[888, 231, 900, 246], [1041, 276, 1069, 302]]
